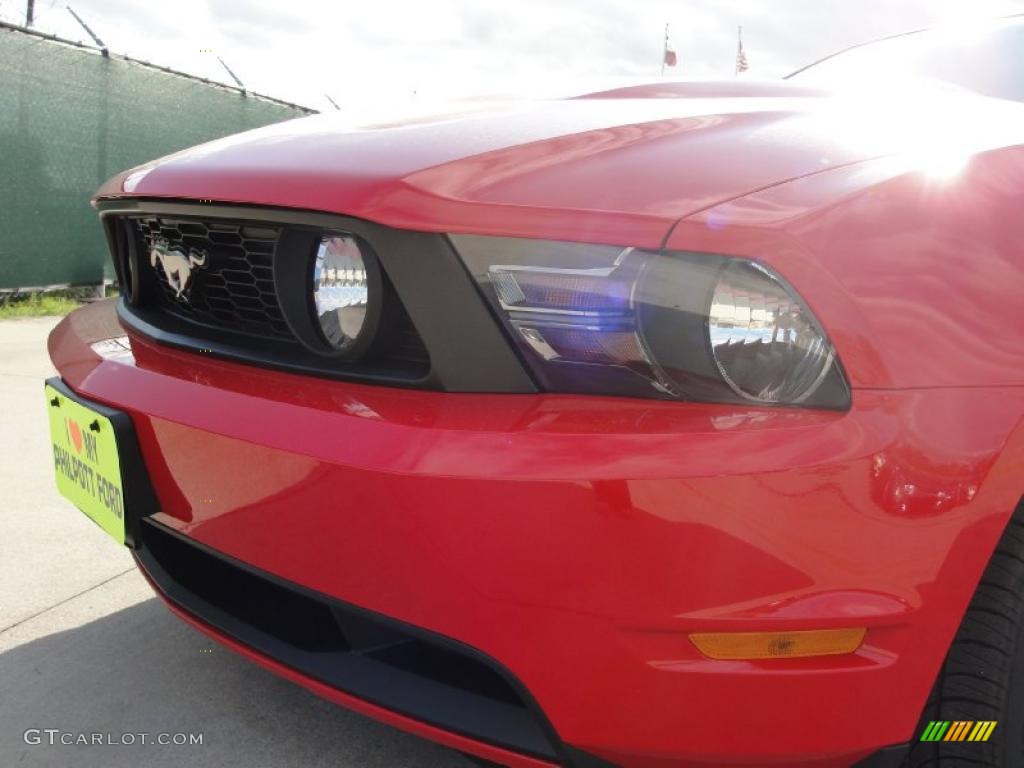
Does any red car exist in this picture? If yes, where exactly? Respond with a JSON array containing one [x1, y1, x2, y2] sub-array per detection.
[[46, 17, 1024, 768]]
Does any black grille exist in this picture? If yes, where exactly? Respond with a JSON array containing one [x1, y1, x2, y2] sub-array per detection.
[[135, 216, 292, 340], [116, 211, 433, 383], [137, 520, 561, 761]]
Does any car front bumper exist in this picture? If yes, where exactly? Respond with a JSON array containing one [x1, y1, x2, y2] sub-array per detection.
[[48, 299, 1024, 767]]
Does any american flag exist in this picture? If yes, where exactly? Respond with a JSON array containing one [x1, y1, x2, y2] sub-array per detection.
[[736, 26, 749, 74]]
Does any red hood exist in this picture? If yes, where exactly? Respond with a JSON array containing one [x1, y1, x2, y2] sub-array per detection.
[[95, 80, 1024, 248]]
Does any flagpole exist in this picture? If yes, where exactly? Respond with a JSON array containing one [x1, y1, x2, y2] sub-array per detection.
[[661, 23, 668, 77]]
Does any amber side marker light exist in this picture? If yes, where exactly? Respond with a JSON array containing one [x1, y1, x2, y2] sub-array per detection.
[[689, 628, 867, 660]]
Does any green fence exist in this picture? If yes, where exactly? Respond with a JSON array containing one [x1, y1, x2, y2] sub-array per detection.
[[0, 23, 313, 290]]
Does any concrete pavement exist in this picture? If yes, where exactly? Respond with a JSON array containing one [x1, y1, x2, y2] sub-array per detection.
[[0, 316, 469, 767]]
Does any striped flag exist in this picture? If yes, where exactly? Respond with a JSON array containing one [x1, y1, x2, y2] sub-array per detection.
[[736, 26, 749, 74]]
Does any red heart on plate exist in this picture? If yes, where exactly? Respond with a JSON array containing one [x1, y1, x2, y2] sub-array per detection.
[[67, 419, 83, 454]]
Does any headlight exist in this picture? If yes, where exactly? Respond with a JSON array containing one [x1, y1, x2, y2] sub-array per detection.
[[311, 234, 380, 356], [708, 261, 835, 404], [453, 235, 849, 409]]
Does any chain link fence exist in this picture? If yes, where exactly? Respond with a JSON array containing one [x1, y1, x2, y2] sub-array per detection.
[[0, 22, 313, 290]]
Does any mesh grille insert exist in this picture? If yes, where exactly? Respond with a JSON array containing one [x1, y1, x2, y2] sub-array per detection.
[[136, 216, 293, 340]]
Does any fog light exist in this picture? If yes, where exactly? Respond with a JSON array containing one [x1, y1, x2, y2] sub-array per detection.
[[313, 235, 374, 353], [689, 628, 866, 660]]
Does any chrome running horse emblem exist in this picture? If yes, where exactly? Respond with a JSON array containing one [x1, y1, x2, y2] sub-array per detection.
[[150, 240, 208, 298]]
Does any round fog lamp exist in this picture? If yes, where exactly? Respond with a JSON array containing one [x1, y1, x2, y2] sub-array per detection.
[[312, 235, 377, 354], [708, 261, 834, 404]]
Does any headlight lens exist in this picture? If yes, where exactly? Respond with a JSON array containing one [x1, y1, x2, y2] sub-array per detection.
[[453, 235, 849, 409], [709, 261, 834, 404], [313, 235, 371, 351]]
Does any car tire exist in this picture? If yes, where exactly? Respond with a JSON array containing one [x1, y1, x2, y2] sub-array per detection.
[[907, 502, 1024, 767]]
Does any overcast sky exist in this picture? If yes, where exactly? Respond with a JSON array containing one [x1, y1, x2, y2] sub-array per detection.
[[3, 0, 1023, 111]]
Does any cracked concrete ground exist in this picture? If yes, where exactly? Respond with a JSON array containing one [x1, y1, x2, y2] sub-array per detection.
[[0, 316, 468, 767]]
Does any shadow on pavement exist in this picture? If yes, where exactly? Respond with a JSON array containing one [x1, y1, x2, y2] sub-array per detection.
[[0, 597, 469, 768]]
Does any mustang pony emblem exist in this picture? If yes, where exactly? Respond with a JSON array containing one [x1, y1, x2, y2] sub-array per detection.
[[150, 241, 208, 298]]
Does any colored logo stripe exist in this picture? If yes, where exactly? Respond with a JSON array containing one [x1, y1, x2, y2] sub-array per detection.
[[920, 721, 997, 742], [920, 721, 949, 741]]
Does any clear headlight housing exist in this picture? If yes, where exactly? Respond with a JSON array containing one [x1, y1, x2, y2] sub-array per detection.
[[454, 235, 849, 409], [708, 261, 835, 403]]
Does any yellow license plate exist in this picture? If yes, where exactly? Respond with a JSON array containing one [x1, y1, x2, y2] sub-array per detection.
[[46, 383, 126, 544]]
